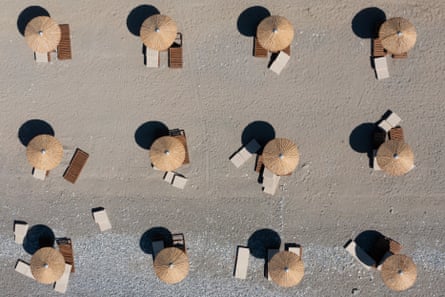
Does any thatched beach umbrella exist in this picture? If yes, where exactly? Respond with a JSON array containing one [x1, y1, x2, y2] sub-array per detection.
[[256, 15, 294, 52], [150, 136, 185, 171], [24, 16, 61, 53], [153, 247, 189, 284], [140, 14, 177, 51], [381, 254, 417, 291], [26, 135, 63, 171], [376, 140, 414, 176], [262, 138, 299, 176], [30, 247, 65, 284], [379, 17, 416, 54], [269, 251, 304, 287]]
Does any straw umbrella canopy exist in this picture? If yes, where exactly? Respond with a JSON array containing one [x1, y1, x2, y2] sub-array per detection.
[[149, 136, 185, 171], [376, 140, 414, 176], [379, 17, 417, 54], [262, 138, 299, 176], [269, 251, 304, 287], [26, 135, 63, 171], [381, 254, 417, 291], [256, 15, 294, 52], [30, 247, 65, 284], [140, 14, 177, 51], [24, 16, 61, 53], [153, 247, 189, 284]]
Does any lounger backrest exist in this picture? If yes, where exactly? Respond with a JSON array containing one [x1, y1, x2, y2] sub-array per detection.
[[288, 246, 302, 257], [93, 208, 112, 231], [269, 51, 290, 75], [234, 246, 249, 279], [172, 174, 187, 189], [377, 120, 392, 132], [14, 221, 29, 244], [374, 56, 389, 80], [386, 112, 401, 127], [32, 168, 47, 180]]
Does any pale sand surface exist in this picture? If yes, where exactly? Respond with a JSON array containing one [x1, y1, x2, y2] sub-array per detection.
[[1, 0, 444, 296]]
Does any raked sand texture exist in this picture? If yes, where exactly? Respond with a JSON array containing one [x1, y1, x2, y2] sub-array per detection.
[[1, 1, 444, 296]]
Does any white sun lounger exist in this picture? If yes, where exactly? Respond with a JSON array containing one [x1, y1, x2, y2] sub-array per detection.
[[230, 139, 261, 168], [152, 240, 165, 258], [344, 240, 376, 270], [269, 51, 290, 75], [374, 56, 389, 80], [34, 52, 49, 63], [14, 221, 28, 244], [93, 208, 112, 232], [267, 249, 279, 280], [234, 247, 249, 279], [54, 264, 72, 293], [145, 47, 159, 68], [386, 112, 402, 127], [288, 246, 302, 257], [32, 168, 47, 180], [163, 172, 188, 189], [377, 120, 392, 132], [15, 260, 35, 279], [262, 168, 281, 195]]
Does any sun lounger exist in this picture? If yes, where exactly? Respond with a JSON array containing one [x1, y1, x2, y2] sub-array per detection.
[[32, 167, 47, 180], [169, 33, 183, 68], [253, 37, 267, 58], [230, 139, 261, 168], [163, 171, 175, 183], [269, 51, 290, 75], [374, 56, 389, 80], [57, 24, 72, 60], [344, 240, 376, 270], [373, 149, 381, 171], [372, 39, 386, 57], [34, 52, 49, 63], [152, 240, 165, 258], [54, 264, 72, 293], [392, 52, 408, 59], [234, 246, 249, 279], [377, 120, 392, 133], [170, 129, 190, 164], [288, 246, 302, 257], [267, 249, 279, 280], [63, 148, 89, 184], [145, 47, 160, 68], [385, 112, 402, 127], [389, 127, 404, 141], [57, 238, 75, 272], [15, 260, 35, 279], [262, 167, 281, 195], [92, 208, 112, 232], [172, 233, 186, 252], [14, 221, 28, 244], [163, 172, 188, 189]]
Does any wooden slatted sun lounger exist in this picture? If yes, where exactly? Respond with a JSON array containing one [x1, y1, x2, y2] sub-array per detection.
[[234, 246, 249, 279], [169, 33, 183, 68], [372, 39, 386, 57], [253, 37, 267, 57], [57, 24, 72, 60], [170, 129, 190, 165], [392, 52, 408, 59], [57, 238, 75, 272], [63, 148, 89, 184], [389, 127, 404, 141]]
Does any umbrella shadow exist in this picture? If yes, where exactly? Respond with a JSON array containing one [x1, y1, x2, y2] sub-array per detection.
[[247, 228, 281, 259], [140, 227, 173, 259], [351, 7, 386, 39], [349, 122, 376, 167], [17, 6, 50, 36], [23, 224, 55, 255], [237, 6, 271, 37], [134, 121, 169, 150], [127, 5, 160, 36], [241, 121, 275, 150], [18, 119, 55, 146], [349, 230, 386, 265]]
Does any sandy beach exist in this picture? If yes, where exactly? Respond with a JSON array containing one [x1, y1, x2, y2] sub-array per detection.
[[0, 0, 444, 296]]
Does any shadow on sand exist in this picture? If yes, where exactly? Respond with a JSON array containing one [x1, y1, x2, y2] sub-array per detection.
[[17, 6, 50, 36], [140, 227, 173, 256], [18, 119, 55, 146], [242, 121, 275, 150], [237, 6, 271, 37], [351, 7, 386, 39], [127, 5, 160, 36], [23, 224, 55, 254], [134, 121, 169, 150], [247, 228, 281, 259]]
